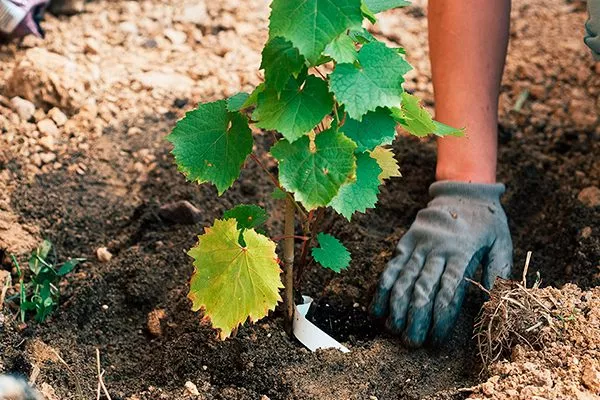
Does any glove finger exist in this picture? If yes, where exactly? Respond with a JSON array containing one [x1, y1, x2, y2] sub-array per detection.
[[385, 247, 427, 334], [371, 232, 416, 318], [482, 237, 513, 290], [402, 255, 445, 348], [430, 249, 485, 345]]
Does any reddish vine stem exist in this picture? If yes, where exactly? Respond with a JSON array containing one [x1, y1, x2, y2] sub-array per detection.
[[313, 66, 328, 80], [272, 235, 310, 242], [282, 197, 295, 336], [295, 207, 325, 287]]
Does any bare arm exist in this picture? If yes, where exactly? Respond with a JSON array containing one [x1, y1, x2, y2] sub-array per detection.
[[428, 0, 511, 183]]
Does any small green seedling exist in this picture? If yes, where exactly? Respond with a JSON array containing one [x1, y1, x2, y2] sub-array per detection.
[[10, 240, 84, 323], [167, 0, 463, 339]]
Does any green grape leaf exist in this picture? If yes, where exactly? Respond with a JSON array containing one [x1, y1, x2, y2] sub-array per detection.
[[330, 41, 412, 120], [241, 83, 265, 109], [329, 152, 382, 220], [361, 1, 378, 23], [370, 146, 401, 182], [261, 37, 306, 93], [364, 0, 411, 13], [269, 0, 363, 65], [227, 92, 250, 112], [311, 233, 351, 273], [167, 100, 253, 194], [324, 33, 358, 64], [433, 120, 465, 137], [348, 28, 376, 44], [271, 128, 357, 210], [340, 107, 397, 152], [188, 219, 283, 340], [395, 92, 436, 137], [253, 75, 333, 142], [223, 204, 268, 230], [271, 187, 288, 200]]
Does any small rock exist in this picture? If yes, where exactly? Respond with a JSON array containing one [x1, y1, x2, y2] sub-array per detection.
[[83, 39, 100, 55], [135, 71, 194, 94], [184, 381, 200, 396], [37, 119, 59, 136], [164, 28, 187, 45], [582, 360, 600, 391], [147, 309, 166, 337], [6, 48, 95, 113], [38, 136, 55, 151], [159, 200, 202, 224], [174, 2, 208, 25], [10, 96, 36, 121], [102, 304, 109, 310], [119, 21, 138, 34], [96, 247, 112, 263], [48, 107, 68, 126], [581, 226, 592, 239], [578, 186, 600, 208], [39, 152, 56, 164]]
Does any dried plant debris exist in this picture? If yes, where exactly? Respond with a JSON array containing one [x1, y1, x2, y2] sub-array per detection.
[[469, 281, 600, 399]]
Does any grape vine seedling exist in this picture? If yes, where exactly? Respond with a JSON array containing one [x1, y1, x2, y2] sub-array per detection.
[[167, 0, 462, 340], [8, 240, 84, 323]]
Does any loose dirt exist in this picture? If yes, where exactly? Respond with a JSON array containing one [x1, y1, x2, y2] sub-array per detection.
[[0, 0, 598, 399]]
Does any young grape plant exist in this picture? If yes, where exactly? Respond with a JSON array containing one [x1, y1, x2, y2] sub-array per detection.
[[167, 0, 462, 340]]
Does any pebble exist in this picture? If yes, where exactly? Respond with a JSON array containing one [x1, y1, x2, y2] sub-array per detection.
[[164, 28, 187, 45], [581, 227, 592, 239], [48, 108, 68, 126], [159, 200, 202, 224], [119, 21, 138, 34], [102, 304, 109, 310], [96, 247, 113, 263], [10, 96, 36, 121], [39, 152, 57, 164], [577, 186, 600, 208], [37, 119, 59, 136], [184, 381, 200, 396], [174, 2, 208, 25], [38, 136, 55, 151], [135, 71, 194, 94]]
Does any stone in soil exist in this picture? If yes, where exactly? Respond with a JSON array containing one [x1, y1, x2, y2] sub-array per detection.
[[578, 186, 600, 208], [9, 96, 36, 121], [159, 200, 202, 224]]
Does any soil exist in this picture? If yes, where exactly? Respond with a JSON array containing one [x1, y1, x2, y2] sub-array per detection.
[[0, 0, 599, 399]]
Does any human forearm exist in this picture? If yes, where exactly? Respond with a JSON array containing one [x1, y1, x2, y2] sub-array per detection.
[[428, 0, 511, 183]]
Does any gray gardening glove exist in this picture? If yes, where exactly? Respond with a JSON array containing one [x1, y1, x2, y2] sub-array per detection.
[[585, 0, 600, 60], [0, 0, 49, 40], [371, 181, 512, 347]]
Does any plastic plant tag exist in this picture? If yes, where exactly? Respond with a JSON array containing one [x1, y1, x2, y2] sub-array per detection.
[[293, 295, 350, 353]]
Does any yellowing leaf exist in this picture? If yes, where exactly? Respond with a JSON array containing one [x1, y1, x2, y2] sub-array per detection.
[[370, 146, 401, 182], [188, 219, 283, 339]]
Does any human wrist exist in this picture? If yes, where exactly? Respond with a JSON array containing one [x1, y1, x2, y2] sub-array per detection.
[[435, 165, 497, 184]]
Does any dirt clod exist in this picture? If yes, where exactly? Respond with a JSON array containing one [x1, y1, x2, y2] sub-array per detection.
[[159, 200, 202, 225], [96, 247, 113, 263], [147, 309, 167, 337], [578, 186, 600, 208]]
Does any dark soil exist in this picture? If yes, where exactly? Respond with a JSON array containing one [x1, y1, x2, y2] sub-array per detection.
[[1, 99, 598, 399]]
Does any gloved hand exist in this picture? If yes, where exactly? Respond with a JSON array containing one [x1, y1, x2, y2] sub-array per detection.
[[585, 0, 600, 60], [0, 0, 49, 40], [371, 181, 512, 347]]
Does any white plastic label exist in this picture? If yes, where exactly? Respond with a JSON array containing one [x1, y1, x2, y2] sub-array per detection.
[[0, 0, 26, 34], [293, 295, 350, 353]]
